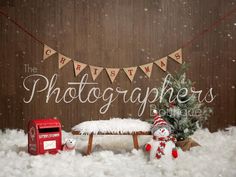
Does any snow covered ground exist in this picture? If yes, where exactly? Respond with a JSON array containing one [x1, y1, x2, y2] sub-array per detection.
[[0, 127, 236, 177]]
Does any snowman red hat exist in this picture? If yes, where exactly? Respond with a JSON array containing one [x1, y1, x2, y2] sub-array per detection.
[[152, 109, 171, 134]]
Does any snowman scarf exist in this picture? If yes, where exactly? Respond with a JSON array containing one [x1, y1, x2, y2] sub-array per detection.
[[153, 136, 177, 159]]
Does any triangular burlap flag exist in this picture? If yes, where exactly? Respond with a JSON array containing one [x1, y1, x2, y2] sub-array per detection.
[[73, 61, 87, 76], [123, 67, 137, 82], [154, 57, 167, 71], [58, 54, 71, 69], [168, 48, 183, 64], [43, 45, 56, 60], [106, 68, 120, 83], [139, 63, 153, 78], [89, 65, 103, 81]]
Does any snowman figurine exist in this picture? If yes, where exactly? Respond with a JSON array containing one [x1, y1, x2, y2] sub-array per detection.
[[62, 138, 76, 152], [145, 110, 178, 160]]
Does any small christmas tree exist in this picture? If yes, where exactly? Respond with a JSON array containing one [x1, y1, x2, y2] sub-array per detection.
[[152, 63, 213, 141]]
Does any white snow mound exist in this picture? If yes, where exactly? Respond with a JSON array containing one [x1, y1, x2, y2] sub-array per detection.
[[72, 118, 152, 134], [0, 127, 236, 177]]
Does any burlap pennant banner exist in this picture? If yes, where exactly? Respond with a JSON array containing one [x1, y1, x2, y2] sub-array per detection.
[[154, 57, 167, 71], [139, 63, 153, 78], [168, 48, 183, 64], [73, 61, 87, 77], [42, 45, 183, 83], [106, 68, 120, 83], [89, 65, 103, 81], [43, 45, 56, 60], [58, 53, 71, 69], [123, 67, 137, 82]]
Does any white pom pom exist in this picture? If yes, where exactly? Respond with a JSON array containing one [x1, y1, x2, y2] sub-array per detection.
[[153, 109, 157, 114]]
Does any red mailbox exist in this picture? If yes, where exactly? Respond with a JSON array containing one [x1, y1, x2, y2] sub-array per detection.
[[28, 118, 62, 155]]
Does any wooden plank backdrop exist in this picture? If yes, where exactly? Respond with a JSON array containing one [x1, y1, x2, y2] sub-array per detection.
[[0, 0, 235, 132]]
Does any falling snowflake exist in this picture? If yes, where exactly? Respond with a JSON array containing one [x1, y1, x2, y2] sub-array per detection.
[[232, 85, 235, 89], [144, 8, 148, 11], [227, 33, 233, 39]]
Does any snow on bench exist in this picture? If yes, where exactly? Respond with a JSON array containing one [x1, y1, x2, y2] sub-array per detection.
[[72, 118, 152, 155], [72, 118, 152, 135]]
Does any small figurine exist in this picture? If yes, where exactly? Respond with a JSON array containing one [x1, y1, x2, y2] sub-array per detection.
[[145, 110, 178, 160], [62, 138, 76, 152]]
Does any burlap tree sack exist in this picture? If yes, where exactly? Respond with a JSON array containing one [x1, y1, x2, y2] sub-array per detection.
[[176, 138, 200, 151]]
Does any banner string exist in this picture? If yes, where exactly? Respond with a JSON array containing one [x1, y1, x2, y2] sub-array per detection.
[[0, 10, 44, 45], [1, 5, 236, 54], [181, 5, 236, 49]]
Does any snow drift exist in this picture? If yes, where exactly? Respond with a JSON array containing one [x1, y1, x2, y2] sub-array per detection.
[[0, 127, 236, 177]]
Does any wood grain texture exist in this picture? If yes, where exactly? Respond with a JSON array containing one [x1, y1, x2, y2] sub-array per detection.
[[132, 134, 139, 149], [87, 133, 93, 155], [0, 0, 235, 132]]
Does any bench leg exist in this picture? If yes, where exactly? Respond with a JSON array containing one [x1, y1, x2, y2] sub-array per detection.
[[86, 133, 93, 155], [132, 134, 139, 149]]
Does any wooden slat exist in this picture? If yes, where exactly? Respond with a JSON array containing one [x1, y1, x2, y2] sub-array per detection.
[[86, 133, 94, 155], [132, 134, 139, 149]]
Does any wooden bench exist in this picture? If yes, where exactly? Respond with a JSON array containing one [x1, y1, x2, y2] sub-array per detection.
[[72, 130, 151, 155]]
